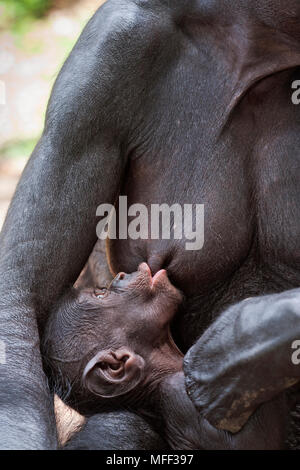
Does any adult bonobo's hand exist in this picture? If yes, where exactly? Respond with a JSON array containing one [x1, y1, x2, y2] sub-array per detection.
[[183, 289, 300, 433]]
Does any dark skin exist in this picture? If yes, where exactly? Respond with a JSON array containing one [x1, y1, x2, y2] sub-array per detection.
[[43, 262, 184, 415], [44, 263, 289, 450], [63, 411, 168, 450], [1, 0, 300, 448]]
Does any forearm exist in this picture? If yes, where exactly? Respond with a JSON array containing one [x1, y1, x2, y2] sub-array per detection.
[[184, 289, 300, 432], [0, 293, 57, 449]]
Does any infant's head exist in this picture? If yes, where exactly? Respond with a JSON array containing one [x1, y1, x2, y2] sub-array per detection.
[[43, 263, 183, 416]]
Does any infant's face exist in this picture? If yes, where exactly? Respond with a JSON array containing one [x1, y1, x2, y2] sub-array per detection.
[[76, 262, 183, 352], [46, 263, 183, 407]]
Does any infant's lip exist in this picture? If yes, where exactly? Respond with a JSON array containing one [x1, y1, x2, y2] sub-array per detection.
[[138, 262, 152, 276], [138, 263, 167, 288], [152, 269, 167, 286]]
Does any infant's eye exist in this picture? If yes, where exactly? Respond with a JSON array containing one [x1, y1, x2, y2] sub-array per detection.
[[94, 288, 108, 299]]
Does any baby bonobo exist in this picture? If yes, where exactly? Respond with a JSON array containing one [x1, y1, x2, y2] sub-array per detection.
[[43, 263, 183, 418], [43, 263, 287, 450]]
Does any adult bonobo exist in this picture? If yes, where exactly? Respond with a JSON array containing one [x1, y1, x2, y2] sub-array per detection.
[[1, 0, 300, 449]]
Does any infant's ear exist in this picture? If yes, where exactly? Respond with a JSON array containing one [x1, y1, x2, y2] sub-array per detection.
[[82, 348, 145, 398]]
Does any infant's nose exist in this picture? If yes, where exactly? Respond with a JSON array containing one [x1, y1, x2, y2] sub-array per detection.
[[111, 272, 130, 288]]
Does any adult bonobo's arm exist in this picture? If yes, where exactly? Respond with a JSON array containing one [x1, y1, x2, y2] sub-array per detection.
[[0, 0, 148, 449], [184, 289, 300, 433]]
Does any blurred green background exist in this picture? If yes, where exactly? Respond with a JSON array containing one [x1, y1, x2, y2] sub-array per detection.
[[0, 0, 105, 228], [1, 0, 52, 28]]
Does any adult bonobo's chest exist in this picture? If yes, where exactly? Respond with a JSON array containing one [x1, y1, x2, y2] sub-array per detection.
[[108, 0, 300, 346]]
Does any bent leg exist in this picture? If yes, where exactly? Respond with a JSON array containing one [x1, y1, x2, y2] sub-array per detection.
[[63, 412, 167, 450]]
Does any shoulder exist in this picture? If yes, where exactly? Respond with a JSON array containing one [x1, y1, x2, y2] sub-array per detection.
[[83, 0, 178, 59], [46, 0, 178, 128]]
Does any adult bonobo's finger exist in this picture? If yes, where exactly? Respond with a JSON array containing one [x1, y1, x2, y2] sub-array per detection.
[[183, 292, 300, 433]]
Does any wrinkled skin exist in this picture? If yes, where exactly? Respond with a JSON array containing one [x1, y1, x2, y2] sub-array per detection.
[[1, 0, 300, 449]]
